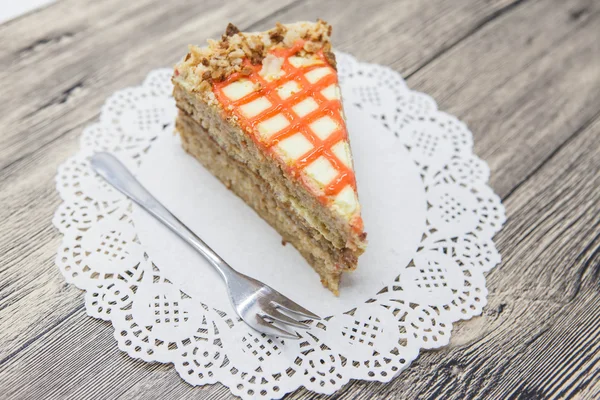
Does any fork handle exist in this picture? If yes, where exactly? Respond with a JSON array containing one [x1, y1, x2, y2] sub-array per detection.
[[90, 152, 238, 282]]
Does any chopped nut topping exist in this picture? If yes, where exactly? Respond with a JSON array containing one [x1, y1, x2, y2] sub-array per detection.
[[303, 41, 320, 53], [250, 53, 263, 65], [225, 22, 240, 36], [174, 20, 333, 94], [198, 80, 211, 91], [211, 70, 224, 80], [324, 51, 337, 69], [228, 49, 245, 59], [275, 22, 286, 30], [270, 31, 284, 43]]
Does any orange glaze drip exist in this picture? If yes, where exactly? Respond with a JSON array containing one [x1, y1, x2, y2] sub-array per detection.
[[213, 40, 362, 231]]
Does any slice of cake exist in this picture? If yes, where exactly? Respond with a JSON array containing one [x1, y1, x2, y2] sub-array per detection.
[[172, 20, 366, 295]]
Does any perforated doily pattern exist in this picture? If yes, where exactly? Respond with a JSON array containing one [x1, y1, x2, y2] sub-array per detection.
[[53, 54, 505, 399]]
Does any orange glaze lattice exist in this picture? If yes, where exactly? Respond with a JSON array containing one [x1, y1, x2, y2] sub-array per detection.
[[212, 40, 357, 207]]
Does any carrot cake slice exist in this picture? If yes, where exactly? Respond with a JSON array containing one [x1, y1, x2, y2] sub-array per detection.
[[172, 20, 366, 295]]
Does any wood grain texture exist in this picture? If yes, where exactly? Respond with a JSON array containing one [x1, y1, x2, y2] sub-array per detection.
[[0, 0, 524, 361], [0, 0, 599, 399]]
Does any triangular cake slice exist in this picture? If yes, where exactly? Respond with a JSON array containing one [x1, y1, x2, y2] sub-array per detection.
[[172, 20, 366, 295]]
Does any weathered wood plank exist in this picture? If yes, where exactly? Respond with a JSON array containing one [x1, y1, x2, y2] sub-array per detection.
[[244, 0, 522, 75], [374, 114, 600, 400], [0, 0, 528, 363], [0, 0, 301, 362], [408, 0, 600, 198], [1, 110, 598, 400], [287, 110, 600, 399], [0, 0, 523, 172], [0, 0, 301, 170]]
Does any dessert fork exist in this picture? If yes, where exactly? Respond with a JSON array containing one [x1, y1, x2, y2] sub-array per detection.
[[91, 152, 320, 339]]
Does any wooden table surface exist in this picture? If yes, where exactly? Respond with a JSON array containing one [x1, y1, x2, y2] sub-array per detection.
[[1, 0, 599, 398]]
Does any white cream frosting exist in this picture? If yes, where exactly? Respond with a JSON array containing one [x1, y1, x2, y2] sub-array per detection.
[[309, 116, 339, 140], [305, 67, 332, 83], [221, 79, 256, 101], [239, 97, 271, 118], [304, 156, 338, 187], [259, 54, 285, 81], [331, 141, 352, 168], [276, 133, 314, 163], [332, 185, 358, 215], [257, 114, 289, 139]]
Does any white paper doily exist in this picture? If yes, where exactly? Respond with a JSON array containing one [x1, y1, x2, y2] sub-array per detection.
[[53, 52, 505, 399]]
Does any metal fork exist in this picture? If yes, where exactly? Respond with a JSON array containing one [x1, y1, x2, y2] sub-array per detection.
[[91, 152, 320, 339]]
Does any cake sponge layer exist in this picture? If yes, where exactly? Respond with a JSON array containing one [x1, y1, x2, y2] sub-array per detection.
[[176, 110, 346, 293], [173, 83, 365, 256], [171, 21, 367, 294]]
